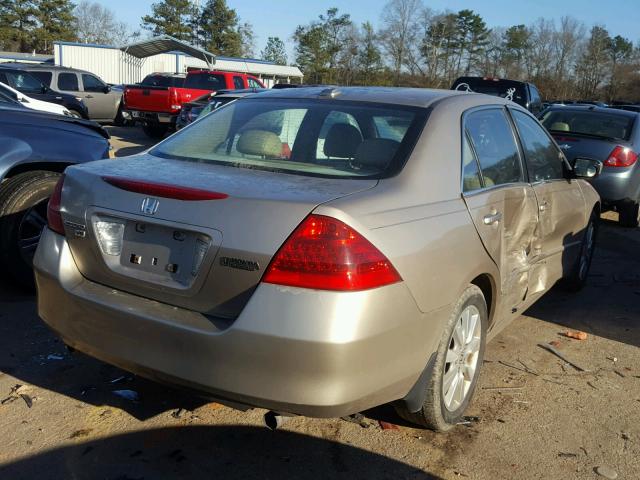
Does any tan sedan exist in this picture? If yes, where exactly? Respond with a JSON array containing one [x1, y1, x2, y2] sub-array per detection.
[[34, 87, 601, 430]]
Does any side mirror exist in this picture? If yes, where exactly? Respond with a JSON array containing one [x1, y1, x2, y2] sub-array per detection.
[[103, 85, 111, 94], [573, 158, 603, 179]]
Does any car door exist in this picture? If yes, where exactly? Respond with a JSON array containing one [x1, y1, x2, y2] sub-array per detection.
[[462, 107, 541, 321], [80, 73, 117, 120], [510, 108, 587, 284]]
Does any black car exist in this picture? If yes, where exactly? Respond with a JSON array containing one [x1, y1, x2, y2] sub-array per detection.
[[176, 88, 266, 129], [0, 64, 89, 119], [451, 76, 544, 114], [0, 104, 110, 286]]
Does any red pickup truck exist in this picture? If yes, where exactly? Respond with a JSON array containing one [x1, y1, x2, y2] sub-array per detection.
[[124, 70, 265, 138]]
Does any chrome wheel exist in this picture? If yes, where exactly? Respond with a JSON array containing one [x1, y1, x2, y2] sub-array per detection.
[[442, 305, 482, 412], [578, 221, 595, 281]]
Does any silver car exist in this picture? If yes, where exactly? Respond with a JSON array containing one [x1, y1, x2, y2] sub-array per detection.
[[34, 87, 601, 430]]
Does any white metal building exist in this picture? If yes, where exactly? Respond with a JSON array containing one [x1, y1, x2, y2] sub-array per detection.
[[53, 38, 303, 87]]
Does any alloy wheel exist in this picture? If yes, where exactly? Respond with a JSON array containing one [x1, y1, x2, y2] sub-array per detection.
[[442, 305, 482, 412]]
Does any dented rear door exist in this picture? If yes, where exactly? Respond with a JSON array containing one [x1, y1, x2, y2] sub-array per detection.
[[462, 107, 541, 322]]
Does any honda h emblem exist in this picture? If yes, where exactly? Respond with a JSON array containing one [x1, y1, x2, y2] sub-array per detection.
[[141, 197, 159, 215]]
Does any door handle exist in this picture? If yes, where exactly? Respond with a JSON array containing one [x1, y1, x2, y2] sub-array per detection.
[[483, 211, 503, 225], [85, 95, 93, 98], [539, 200, 549, 212]]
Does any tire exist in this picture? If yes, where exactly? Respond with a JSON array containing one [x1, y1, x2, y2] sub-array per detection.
[[563, 210, 598, 291], [113, 103, 126, 126], [68, 109, 83, 119], [395, 285, 487, 431], [619, 201, 639, 228], [0, 171, 61, 289], [142, 123, 169, 139]]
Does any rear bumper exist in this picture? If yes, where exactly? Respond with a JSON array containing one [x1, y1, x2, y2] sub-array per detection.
[[127, 110, 177, 125], [589, 166, 640, 205], [33, 228, 447, 417]]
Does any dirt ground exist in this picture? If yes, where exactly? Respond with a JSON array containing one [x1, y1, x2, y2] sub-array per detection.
[[0, 125, 638, 479]]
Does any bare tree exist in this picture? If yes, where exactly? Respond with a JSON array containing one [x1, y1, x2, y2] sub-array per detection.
[[379, 0, 422, 85], [552, 16, 585, 99], [75, 1, 132, 46]]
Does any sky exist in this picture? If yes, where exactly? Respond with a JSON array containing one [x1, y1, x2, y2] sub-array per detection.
[[93, 0, 640, 59]]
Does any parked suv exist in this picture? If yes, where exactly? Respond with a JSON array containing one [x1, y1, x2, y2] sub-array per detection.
[[0, 64, 89, 118], [15, 64, 124, 124], [452, 77, 544, 114], [540, 105, 640, 226]]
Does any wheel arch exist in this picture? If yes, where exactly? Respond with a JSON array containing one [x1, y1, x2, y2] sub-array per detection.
[[470, 273, 496, 328], [2, 162, 73, 182]]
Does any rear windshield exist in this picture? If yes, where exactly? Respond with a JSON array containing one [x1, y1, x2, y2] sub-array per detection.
[[453, 80, 526, 105], [184, 73, 226, 90], [0, 70, 44, 94], [141, 75, 184, 87], [540, 109, 635, 141], [151, 98, 426, 178]]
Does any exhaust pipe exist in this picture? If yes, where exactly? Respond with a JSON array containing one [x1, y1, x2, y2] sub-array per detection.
[[264, 410, 292, 430]]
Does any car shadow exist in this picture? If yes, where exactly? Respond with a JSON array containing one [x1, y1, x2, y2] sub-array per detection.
[[525, 219, 640, 348], [0, 425, 440, 479]]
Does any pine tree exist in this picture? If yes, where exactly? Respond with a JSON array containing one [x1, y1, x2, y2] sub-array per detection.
[[358, 22, 382, 83], [261, 37, 287, 65], [199, 0, 241, 56], [0, 0, 38, 52], [32, 0, 77, 53], [141, 0, 194, 42]]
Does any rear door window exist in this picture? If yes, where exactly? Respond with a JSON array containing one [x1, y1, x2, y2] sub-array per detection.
[[58, 73, 79, 91], [184, 74, 226, 90], [462, 133, 483, 192], [248, 77, 262, 88], [465, 108, 523, 186], [30, 71, 52, 86], [232, 76, 244, 89], [512, 110, 564, 182]]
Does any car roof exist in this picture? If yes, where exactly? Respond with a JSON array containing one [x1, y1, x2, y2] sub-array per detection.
[[252, 86, 475, 108], [0, 62, 91, 74], [544, 104, 639, 118]]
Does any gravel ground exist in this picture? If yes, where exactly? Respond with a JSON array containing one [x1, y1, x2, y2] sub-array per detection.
[[0, 125, 638, 479]]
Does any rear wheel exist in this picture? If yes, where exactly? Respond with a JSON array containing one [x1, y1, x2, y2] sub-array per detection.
[[619, 201, 640, 228], [142, 123, 169, 139], [113, 103, 127, 126], [563, 210, 598, 291], [395, 285, 487, 431], [0, 171, 61, 288]]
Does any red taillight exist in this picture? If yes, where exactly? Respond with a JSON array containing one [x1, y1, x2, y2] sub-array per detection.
[[102, 176, 228, 201], [604, 146, 638, 167], [263, 214, 402, 291], [47, 175, 65, 235]]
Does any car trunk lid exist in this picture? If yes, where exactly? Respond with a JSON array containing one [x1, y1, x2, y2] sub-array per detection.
[[61, 155, 377, 318]]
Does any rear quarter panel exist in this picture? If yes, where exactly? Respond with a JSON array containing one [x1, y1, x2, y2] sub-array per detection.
[[317, 94, 503, 325]]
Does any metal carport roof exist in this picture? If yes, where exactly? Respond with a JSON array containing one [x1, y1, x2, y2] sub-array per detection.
[[121, 36, 215, 68]]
